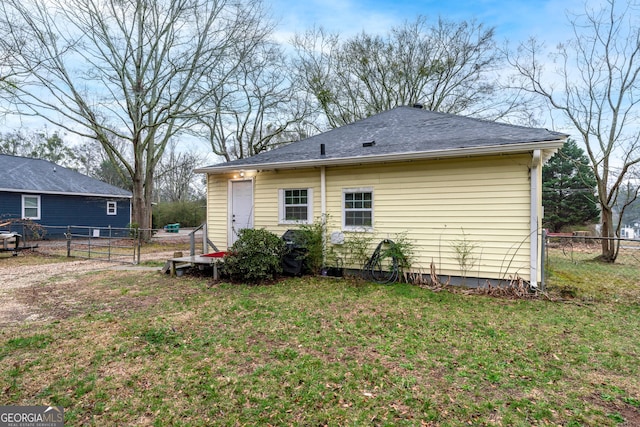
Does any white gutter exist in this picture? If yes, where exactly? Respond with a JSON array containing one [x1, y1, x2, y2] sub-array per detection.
[[530, 149, 541, 289], [195, 140, 566, 174]]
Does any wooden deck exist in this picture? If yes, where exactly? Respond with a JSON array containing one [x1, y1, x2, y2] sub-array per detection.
[[166, 254, 224, 279]]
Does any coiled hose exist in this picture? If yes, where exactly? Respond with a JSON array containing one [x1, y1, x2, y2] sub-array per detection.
[[364, 239, 400, 284]]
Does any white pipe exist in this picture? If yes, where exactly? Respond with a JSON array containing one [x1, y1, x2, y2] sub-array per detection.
[[321, 166, 327, 265], [530, 149, 541, 289], [321, 166, 326, 218]]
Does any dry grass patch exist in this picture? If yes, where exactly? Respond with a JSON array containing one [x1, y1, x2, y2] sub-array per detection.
[[0, 250, 70, 267], [545, 246, 640, 303]]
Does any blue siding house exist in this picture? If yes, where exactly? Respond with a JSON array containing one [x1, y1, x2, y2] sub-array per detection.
[[0, 154, 132, 236]]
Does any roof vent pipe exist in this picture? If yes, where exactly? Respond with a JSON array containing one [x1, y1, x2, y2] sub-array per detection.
[[320, 143, 326, 156]]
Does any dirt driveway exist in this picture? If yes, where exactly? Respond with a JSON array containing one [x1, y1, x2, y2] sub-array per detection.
[[0, 249, 179, 326], [0, 228, 206, 325]]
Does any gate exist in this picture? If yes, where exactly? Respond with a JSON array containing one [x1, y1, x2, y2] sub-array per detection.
[[65, 225, 142, 264]]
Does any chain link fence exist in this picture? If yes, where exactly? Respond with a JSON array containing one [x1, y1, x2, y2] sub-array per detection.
[[2, 222, 144, 264], [543, 233, 640, 297], [2, 221, 207, 265]]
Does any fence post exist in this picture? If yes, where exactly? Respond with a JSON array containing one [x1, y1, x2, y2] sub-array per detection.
[[540, 229, 547, 292], [203, 222, 208, 254], [88, 227, 93, 259], [108, 226, 112, 262], [66, 226, 71, 258], [136, 229, 141, 264]]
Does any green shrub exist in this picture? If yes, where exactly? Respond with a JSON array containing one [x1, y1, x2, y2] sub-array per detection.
[[152, 200, 206, 228], [291, 220, 325, 274], [382, 232, 414, 273], [224, 228, 286, 283], [127, 222, 140, 238]]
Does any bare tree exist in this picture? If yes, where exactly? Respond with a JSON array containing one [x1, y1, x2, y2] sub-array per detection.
[[197, 40, 312, 161], [74, 139, 111, 178], [155, 140, 204, 202], [0, 131, 27, 156], [0, 12, 21, 88], [508, 0, 640, 262], [0, 129, 78, 167], [292, 17, 521, 128], [0, 0, 272, 232]]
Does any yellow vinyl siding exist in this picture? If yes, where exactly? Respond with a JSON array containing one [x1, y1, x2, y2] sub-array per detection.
[[253, 169, 321, 231], [206, 170, 321, 249], [205, 172, 234, 249], [204, 153, 535, 282], [323, 155, 532, 281]]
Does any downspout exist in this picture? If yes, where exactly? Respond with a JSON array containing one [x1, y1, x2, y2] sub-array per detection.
[[321, 166, 327, 218], [321, 166, 327, 265], [530, 149, 541, 289]]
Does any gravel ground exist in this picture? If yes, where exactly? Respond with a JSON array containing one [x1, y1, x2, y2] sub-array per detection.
[[0, 230, 198, 326]]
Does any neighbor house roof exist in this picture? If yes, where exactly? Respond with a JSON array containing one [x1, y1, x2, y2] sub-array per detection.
[[196, 106, 568, 173], [0, 154, 132, 198]]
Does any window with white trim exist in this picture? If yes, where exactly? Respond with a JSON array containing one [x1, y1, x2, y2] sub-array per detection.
[[22, 195, 41, 220], [278, 188, 313, 224], [107, 201, 117, 216], [343, 188, 373, 230]]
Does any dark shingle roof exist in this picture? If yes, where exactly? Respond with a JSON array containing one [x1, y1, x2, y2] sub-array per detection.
[[0, 154, 132, 197], [197, 106, 568, 172]]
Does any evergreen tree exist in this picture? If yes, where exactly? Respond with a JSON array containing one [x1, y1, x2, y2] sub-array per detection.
[[543, 139, 599, 232]]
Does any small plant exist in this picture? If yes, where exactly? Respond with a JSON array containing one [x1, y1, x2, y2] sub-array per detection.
[[450, 228, 479, 283], [223, 228, 286, 283], [291, 219, 325, 274], [381, 232, 414, 274], [127, 223, 140, 238], [323, 244, 343, 276], [339, 232, 375, 271], [364, 233, 416, 283]]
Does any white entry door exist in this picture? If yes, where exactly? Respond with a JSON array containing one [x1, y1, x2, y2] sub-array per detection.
[[229, 180, 254, 245]]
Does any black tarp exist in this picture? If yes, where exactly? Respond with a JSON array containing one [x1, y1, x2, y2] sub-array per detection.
[[281, 229, 306, 276]]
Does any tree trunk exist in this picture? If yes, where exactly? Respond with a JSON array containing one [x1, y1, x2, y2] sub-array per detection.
[[130, 167, 153, 241], [600, 207, 617, 263], [142, 166, 155, 239], [131, 175, 146, 228]]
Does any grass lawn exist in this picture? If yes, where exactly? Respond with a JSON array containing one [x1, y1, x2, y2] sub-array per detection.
[[545, 245, 640, 303], [1, 254, 639, 426]]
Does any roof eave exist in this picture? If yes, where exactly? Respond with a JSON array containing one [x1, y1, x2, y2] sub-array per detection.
[[0, 188, 133, 198], [195, 139, 567, 174]]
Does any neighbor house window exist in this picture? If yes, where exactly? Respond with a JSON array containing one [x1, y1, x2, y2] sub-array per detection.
[[343, 188, 373, 230], [22, 195, 41, 220], [278, 188, 313, 224], [107, 201, 117, 216]]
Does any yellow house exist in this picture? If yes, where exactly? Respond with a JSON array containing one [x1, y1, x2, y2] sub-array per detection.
[[196, 106, 566, 288]]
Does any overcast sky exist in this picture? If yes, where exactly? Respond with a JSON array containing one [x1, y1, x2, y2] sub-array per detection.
[[268, 0, 590, 46], [266, 0, 596, 137], [1, 0, 598, 144]]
